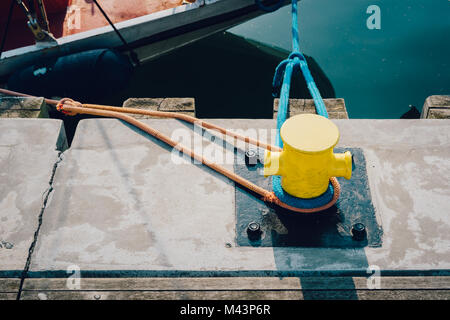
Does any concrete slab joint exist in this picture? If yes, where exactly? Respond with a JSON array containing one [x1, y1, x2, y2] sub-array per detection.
[[0, 119, 68, 298]]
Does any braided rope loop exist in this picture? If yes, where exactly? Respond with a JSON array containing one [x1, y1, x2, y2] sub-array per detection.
[[270, 0, 339, 212]]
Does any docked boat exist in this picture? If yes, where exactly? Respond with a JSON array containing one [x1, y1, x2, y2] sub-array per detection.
[[0, 0, 289, 79]]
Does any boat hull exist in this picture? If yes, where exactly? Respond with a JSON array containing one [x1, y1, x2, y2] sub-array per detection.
[[0, 0, 291, 78]]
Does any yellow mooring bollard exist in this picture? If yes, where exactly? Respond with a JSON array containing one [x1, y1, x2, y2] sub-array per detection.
[[264, 114, 352, 199]]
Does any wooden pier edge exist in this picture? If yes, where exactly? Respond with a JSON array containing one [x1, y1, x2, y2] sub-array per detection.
[[122, 97, 196, 118], [274, 98, 349, 119], [421, 95, 450, 119], [3, 276, 447, 300], [0, 95, 49, 118]]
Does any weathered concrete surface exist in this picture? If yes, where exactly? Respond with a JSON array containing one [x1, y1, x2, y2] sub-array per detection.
[[123, 98, 196, 118], [0, 119, 67, 277], [274, 98, 348, 119], [0, 96, 49, 118], [421, 95, 450, 119], [29, 118, 450, 275]]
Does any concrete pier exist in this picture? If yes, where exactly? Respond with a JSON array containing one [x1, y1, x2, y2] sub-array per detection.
[[23, 118, 450, 274], [0, 97, 449, 299], [0, 119, 67, 298]]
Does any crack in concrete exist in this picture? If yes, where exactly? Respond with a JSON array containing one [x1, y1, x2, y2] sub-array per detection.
[[157, 98, 167, 111], [16, 152, 64, 300]]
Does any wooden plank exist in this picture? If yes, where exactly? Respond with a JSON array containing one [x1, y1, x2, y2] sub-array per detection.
[[309, 290, 450, 300], [0, 96, 49, 118], [420, 95, 450, 119], [19, 277, 450, 300], [23, 277, 301, 291], [22, 276, 450, 291], [0, 293, 17, 300], [0, 278, 19, 300], [0, 278, 20, 293], [122, 98, 196, 118], [19, 289, 450, 300], [426, 109, 450, 119], [20, 290, 303, 300], [273, 98, 348, 119], [304, 276, 450, 290]]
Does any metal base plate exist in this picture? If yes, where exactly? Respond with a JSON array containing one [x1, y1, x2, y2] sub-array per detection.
[[234, 148, 383, 248]]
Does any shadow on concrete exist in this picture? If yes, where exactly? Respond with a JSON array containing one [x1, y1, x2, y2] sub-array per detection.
[[298, 276, 359, 300]]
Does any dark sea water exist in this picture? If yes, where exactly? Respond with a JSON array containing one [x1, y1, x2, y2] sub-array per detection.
[[105, 0, 450, 119]]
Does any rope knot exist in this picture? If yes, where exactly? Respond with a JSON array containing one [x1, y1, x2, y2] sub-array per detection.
[[263, 192, 279, 204], [288, 52, 305, 61], [56, 98, 83, 116], [271, 52, 306, 98]]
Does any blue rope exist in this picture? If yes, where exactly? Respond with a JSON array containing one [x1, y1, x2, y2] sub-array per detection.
[[271, 0, 334, 210]]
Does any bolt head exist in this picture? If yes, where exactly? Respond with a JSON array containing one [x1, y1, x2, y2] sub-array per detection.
[[351, 223, 367, 241], [245, 149, 258, 166], [247, 221, 262, 240]]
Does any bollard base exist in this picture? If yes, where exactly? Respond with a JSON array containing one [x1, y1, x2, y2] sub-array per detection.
[[234, 148, 382, 248]]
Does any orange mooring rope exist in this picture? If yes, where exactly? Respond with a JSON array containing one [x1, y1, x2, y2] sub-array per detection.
[[0, 88, 340, 212], [56, 98, 341, 213]]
